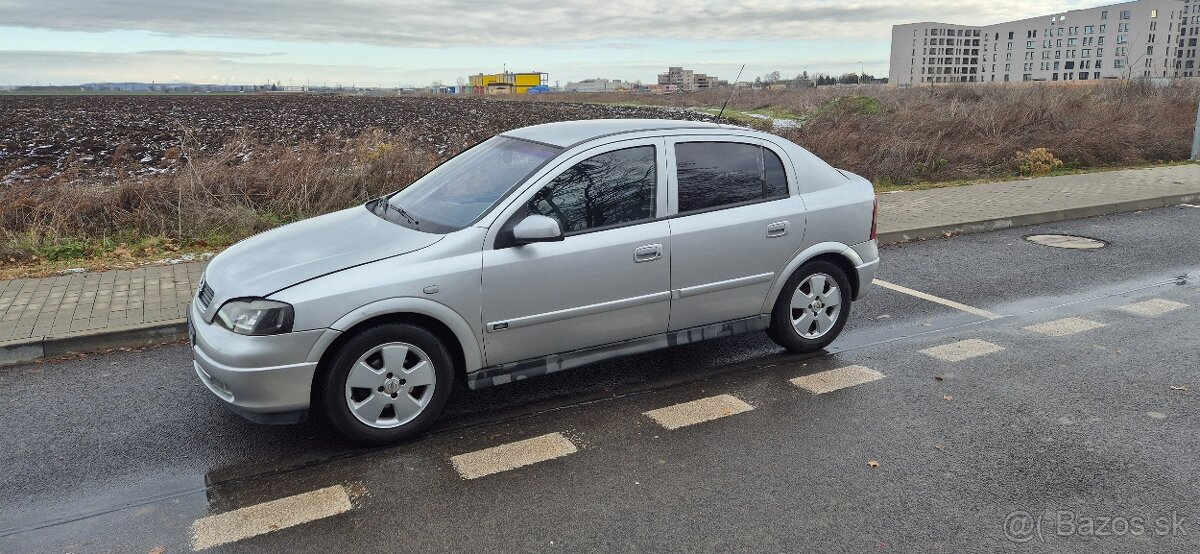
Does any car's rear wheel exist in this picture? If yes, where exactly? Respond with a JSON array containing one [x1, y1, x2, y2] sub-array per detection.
[[319, 323, 455, 445], [767, 260, 852, 353]]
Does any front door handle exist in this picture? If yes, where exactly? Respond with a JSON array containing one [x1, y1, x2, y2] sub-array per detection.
[[766, 221, 790, 238], [633, 244, 662, 263]]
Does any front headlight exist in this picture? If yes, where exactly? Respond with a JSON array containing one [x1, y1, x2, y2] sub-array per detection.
[[215, 298, 294, 336]]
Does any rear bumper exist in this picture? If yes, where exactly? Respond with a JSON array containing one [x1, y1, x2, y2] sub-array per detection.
[[853, 258, 879, 300], [189, 301, 336, 423], [849, 239, 879, 300]]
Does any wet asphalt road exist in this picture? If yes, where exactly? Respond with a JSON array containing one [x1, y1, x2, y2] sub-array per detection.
[[1, 205, 1198, 553]]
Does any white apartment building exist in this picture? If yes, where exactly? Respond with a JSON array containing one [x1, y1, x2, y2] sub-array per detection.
[[890, 0, 1200, 84]]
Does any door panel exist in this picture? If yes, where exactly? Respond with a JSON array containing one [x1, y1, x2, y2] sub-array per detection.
[[481, 222, 672, 365], [481, 138, 671, 367], [666, 137, 807, 331], [667, 199, 805, 330]]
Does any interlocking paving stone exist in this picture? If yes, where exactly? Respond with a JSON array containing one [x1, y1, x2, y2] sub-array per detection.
[[877, 164, 1200, 238], [0, 262, 206, 342]]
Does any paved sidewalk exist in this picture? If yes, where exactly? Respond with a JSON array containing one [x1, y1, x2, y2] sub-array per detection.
[[0, 264, 204, 343], [1, 162, 1198, 362], [876, 163, 1200, 242]]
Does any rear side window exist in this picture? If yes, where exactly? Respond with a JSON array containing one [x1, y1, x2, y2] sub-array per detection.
[[675, 142, 790, 214], [527, 145, 657, 233]]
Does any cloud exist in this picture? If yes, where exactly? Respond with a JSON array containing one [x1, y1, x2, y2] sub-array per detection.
[[0, 48, 889, 87], [0, 0, 1116, 84], [0, 0, 1114, 47], [0, 50, 411, 85]]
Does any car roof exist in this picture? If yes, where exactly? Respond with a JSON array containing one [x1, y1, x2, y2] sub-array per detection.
[[501, 118, 734, 148]]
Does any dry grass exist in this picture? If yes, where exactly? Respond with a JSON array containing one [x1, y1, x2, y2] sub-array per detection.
[[1, 129, 436, 263], [534, 80, 1200, 185], [3, 81, 1198, 269]]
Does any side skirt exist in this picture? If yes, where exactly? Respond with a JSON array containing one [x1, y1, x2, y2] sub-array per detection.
[[466, 315, 770, 389]]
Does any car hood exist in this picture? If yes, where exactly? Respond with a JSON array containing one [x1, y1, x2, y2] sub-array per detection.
[[201, 206, 441, 309]]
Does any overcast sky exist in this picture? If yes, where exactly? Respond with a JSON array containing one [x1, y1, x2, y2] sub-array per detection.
[[0, 0, 1111, 87]]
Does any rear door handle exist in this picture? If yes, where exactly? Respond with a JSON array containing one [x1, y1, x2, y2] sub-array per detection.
[[766, 221, 790, 238], [634, 244, 662, 263]]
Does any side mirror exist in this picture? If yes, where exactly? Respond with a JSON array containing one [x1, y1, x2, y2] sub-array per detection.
[[512, 214, 564, 244]]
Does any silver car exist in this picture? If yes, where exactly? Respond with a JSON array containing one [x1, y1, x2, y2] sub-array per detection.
[[189, 119, 879, 444]]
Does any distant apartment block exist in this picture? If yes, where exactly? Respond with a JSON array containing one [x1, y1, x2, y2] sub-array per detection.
[[890, 0, 1200, 84], [657, 67, 719, 90]]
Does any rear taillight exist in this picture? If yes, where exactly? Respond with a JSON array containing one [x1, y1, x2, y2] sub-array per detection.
[[869, 196, 878, 240]]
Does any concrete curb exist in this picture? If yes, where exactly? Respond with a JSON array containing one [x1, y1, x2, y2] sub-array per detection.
[[1, 319, 187, 367], [2, 191, 1199, 368], [876, 191, 1200, 245]]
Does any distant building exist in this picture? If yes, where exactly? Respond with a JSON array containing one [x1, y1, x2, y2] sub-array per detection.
[[468, 72, 549, 94], [657, 67, 719, 90], [486, 82, 515, 94], [645, 84, 680, 94], [563, 78, 635, 92], [890, 0, 1198, 85]]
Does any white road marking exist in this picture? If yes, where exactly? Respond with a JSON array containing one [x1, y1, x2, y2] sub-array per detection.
[[1024, 317, 1107, 337], [643, 394, 754, 430], [789, 365, 885, 394], [1179, 204, 1200, 208], [451, 432, 578, 480], [1119, 298, 1188, 317], [921, 339, 1005, 362], [190, 485, 353, 550], [873, 279, 1003, 320]]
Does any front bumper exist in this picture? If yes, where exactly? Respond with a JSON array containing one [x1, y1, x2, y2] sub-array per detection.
[[189, 300, 336, 424]]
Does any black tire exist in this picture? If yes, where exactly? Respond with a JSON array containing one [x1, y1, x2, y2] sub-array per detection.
[[318, 323, 455, 445], [767, 260, 853, 353]]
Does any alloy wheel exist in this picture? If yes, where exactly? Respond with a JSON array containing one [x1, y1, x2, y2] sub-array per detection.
[[344, 342, 437, 428], [790, 272, 842, 339]]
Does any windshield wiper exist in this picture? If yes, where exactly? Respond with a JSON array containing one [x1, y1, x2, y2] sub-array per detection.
[[372, 198, 419, 226], [392, 205, 420, 226]]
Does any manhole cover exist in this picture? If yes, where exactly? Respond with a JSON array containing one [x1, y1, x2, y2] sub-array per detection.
[[1025, 234, 1107, 249]]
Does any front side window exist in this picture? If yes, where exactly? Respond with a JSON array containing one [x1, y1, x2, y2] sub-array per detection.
[[382, 136, 561, 233], [675, 142, 789, 214], [527, 145, 657, 233]]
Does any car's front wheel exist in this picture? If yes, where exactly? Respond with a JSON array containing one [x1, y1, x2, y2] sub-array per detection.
[[319, 323, 455, 445], [767, 260, 852, 353]]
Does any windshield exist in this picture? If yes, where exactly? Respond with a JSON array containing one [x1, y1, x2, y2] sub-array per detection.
[[376, 136, 562, 233]]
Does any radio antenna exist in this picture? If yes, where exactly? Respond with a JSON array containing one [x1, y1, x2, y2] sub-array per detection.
[[717, 64, 746, 120]]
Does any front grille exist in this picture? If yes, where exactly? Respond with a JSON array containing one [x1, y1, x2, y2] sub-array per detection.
[[197, 280, 215, 309]]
